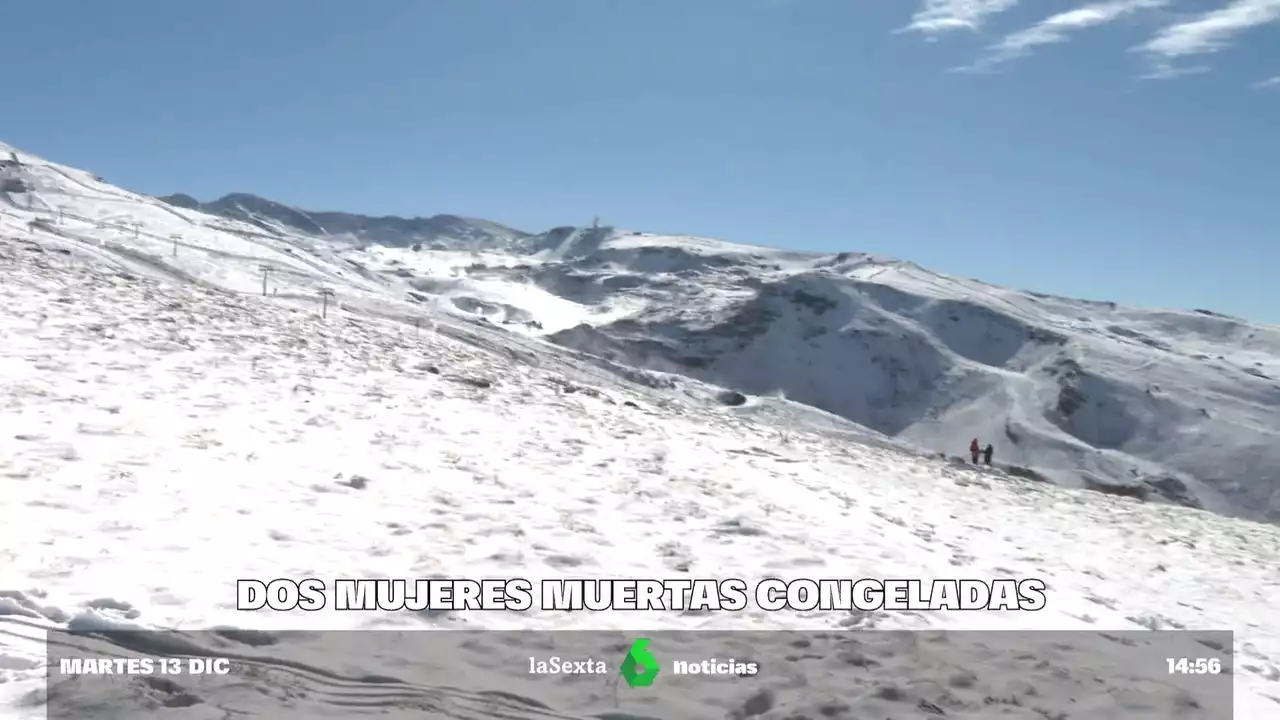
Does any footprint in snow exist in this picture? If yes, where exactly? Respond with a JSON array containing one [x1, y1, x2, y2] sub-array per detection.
[[543, 554, 591, 569], [711, 518, 769, 537]]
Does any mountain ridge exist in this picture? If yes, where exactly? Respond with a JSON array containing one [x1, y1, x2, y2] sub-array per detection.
[[158, 191, 531, 252], [167, 190, 1270, 326]]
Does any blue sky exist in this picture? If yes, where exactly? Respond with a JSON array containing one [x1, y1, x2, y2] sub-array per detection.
[[2, 0, 1277, 323]]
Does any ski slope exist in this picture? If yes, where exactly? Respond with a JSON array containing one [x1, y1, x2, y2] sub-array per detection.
[[1, 141, 1278, 718]]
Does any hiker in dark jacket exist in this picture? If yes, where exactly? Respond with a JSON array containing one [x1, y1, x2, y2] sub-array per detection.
[[969, 438, 980, 464], [982, 444, 994, 466]]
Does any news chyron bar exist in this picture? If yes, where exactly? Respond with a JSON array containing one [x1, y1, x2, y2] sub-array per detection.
[[46, 574, 1231, 720]]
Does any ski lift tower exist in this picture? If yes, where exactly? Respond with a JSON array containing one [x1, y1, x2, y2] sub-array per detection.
[[319, 287, 336, 319], [258, 264, 275, 296]]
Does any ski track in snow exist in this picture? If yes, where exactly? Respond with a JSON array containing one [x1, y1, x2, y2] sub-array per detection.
[[1, 143, 1279, 718]]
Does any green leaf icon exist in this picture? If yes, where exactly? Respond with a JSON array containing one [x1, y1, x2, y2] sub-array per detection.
[[620, 638, 660, 688]]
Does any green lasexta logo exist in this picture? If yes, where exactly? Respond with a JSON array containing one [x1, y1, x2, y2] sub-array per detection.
[[620, 638, 660, 688]]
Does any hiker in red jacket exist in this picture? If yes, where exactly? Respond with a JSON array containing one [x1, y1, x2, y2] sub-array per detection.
[[969, 438, 980, 464]]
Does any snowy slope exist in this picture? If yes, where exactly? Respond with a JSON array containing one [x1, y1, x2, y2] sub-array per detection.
[[2, 142, 1279, 717]]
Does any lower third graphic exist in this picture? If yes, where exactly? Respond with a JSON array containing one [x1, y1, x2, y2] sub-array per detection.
[[620, 638, 660, 687]]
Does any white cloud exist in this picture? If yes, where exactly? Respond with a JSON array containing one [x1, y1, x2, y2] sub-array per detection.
[[895, 0, 1280, 84], [901, 0, 1022, 35], [1138, 63, 1211, 79], [1138, 0, 1280, 59], [965, 0, 1167, 70]]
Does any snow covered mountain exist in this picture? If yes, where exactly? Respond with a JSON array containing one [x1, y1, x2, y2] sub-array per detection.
[[521, 227, 1280, 520], [3, 141, 1279, 717], [182, 187, 1279, 522]]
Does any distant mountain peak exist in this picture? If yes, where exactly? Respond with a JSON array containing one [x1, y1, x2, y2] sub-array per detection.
[[156, 192, 200, 209]]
